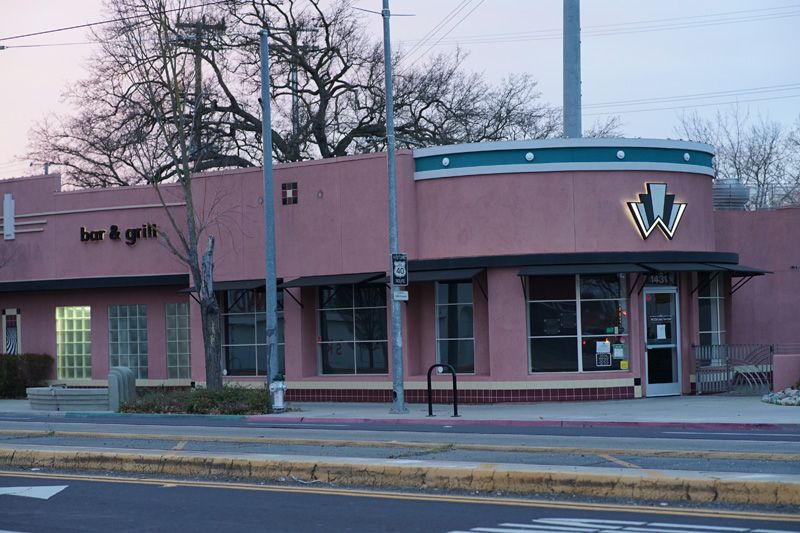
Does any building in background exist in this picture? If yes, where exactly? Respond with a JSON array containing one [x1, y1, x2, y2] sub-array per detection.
[[1, 138, 797, 402]]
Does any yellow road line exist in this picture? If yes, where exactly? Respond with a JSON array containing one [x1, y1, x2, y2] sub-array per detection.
[[597, 453, 643, 469], [0, 429, 795, 462], [0, 470, 796, 523], [597, 453, 668, 479]]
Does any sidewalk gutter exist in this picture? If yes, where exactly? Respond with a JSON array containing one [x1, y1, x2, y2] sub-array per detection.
[[246, 415, 799, 432], [1, 446, 798, 506], [2, 410, 798, 431]]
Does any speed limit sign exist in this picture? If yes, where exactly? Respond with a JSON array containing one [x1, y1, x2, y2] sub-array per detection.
[[391, 253, 408, 286]]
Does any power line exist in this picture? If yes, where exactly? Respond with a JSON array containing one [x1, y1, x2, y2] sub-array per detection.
[[584, 83, 800, 109], [400, 0, 485, 69], [0, 0, 229, 42], [1, 42, 94, 49], [584, 93, 800, 117], [400, 0, 471, 61], [397, 5, 800, 47]]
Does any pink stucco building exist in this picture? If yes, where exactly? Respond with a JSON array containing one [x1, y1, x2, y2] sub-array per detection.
[[1, 138, 798, 402]]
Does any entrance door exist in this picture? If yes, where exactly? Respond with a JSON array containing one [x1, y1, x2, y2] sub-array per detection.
[[643, 288, 681, 396]]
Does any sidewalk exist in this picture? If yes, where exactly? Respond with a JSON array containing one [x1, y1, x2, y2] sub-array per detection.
[[2, 395, 797, 428]]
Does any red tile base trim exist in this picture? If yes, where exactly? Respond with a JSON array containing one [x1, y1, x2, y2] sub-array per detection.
[[284, 386, 635, 403]]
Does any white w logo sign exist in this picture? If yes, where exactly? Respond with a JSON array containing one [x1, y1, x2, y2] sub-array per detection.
[[627, 183, 687, 240]]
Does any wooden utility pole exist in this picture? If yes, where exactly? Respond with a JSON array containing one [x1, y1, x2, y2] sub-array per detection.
[[175, 17, 225, 159]]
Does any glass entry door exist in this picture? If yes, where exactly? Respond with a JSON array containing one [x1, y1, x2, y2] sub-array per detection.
[[643, 288, 681, 396]]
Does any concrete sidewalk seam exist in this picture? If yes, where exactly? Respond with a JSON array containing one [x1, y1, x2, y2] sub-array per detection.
[[1, 447, 798, 506]]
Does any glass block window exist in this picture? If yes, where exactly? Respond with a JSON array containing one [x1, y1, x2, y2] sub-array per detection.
[[108, 304, 148, 379], [436, 281, 474, 373], [56, 306, 92, 379], [318, 284, 387, 374], [221, 288, 284, 377], [528, 274, 629, 373], [166, 303, 191, 379], [698, 273, 726, 345]]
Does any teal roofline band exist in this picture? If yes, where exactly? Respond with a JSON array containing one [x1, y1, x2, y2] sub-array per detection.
[[412, 138, 715, 180]]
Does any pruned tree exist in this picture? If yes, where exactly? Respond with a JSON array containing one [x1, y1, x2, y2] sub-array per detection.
[[29, 0, 615, 188], [100, 0, 225, 389], [677, 107, 800, 209]]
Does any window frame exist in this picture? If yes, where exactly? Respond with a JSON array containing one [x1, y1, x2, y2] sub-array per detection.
[[434, 280, 475, 374], [220, 288, 285, 377], [317, 284, 388, 375], [698, 273, 726, 345], [527, 274, 629, 374]]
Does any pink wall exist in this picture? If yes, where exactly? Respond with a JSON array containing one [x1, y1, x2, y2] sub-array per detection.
[[414, 171, 715, 259], [715, 209, 800, 346]]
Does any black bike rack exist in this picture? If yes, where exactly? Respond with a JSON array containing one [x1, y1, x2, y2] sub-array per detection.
[[426, 363, 459, 417]]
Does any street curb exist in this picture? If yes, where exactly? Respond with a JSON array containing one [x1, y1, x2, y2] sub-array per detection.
[[1, 448, 798, 506], [245, 415, 800, 431]]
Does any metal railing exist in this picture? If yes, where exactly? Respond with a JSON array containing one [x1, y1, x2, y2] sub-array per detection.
[[693, 344, 773, 395], [426, 364, 460, 417]]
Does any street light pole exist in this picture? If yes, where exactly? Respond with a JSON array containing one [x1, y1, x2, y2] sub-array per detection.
[[382, 0, 407, 414], [260, 29, 279, 408]]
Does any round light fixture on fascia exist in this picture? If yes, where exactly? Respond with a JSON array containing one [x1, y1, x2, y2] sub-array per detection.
[[683, 152, 691, 162], [442, 157, 450, 167], [525, 152, 534, 161], [616, 150, 625, 160]]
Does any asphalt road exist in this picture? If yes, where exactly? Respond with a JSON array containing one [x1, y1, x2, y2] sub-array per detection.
[[0, 471, 798, 533], [0, 412, 798, 480]]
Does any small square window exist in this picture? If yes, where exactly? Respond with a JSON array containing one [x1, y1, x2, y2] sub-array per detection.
[[281, 182, 298, 205]]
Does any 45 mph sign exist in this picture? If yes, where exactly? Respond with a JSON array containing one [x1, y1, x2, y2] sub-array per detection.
[[392, 253, 408, 286]]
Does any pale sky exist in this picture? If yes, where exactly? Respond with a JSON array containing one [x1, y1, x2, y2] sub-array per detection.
[[1, 0, 798, 179]]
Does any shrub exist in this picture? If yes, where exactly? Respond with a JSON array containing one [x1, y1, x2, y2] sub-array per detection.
[[121, 385, 271, 415], [0, 353, 54, 398]]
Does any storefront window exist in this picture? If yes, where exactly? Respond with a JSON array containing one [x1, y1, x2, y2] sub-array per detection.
[[166, 303, 191, 379], [436, 281, 474, 373], [698, 273, 725, 345], [221, 288, 284, 377], [56, 306, 92, 379], [109, 304, 148, 378], [529, 274, 629, 372], [318, 284, 387, 374]]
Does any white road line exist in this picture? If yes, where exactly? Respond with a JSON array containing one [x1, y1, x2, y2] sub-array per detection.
[[662, 432, 800, 438], [499, 522, 597, 533], [649, 523, 747, 531]]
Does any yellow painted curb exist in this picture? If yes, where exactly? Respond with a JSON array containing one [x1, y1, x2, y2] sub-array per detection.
[[1, 448, 798, 506]]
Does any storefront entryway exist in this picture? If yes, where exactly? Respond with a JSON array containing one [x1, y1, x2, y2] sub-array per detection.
[[643, 288, 681, 396]]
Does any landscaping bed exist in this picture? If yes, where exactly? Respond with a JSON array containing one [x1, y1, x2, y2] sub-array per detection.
[[121, 386, 271, 415]]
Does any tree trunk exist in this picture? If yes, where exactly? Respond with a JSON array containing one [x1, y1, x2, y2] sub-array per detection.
[[199, 235, 223, 390]]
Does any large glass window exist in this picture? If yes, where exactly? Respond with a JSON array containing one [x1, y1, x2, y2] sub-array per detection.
[[528, 274, 629, 373], [166, 303, 191, 379], [221, 288, 284, 377], [698, 273, 725, 345], [56, 306, 92, 379], [109, 304, 148, 379], [436, 281, 474, 373], [318, 284, 387, 374]]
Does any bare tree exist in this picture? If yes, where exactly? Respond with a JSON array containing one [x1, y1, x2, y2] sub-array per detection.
[[96, 0, 225, 389], [677, 107, 800, 209], [29, 0, 612, 188]]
